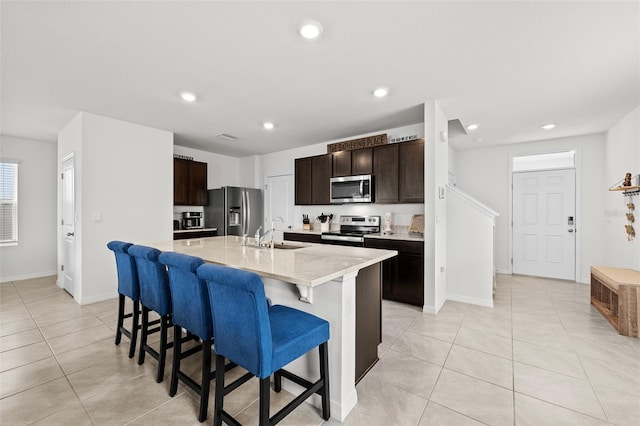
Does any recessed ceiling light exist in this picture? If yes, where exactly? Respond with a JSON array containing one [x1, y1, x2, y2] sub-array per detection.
[[373, 87, 389, 98], [474, 138, 485, 142], [180, 92, 197, 102], [299, 20, 323, 39], [541, 123, 556, 130], [263, 122, 275, 130], [466, 123, 479, 131]]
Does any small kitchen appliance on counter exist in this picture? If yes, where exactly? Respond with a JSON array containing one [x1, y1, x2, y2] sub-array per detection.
[[321, 215, 380, 246], [182, 211, 203, 229]]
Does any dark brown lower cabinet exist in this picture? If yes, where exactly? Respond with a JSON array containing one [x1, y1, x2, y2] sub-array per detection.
[[365, 239, 424, 306], [173, 230, 218, 240]]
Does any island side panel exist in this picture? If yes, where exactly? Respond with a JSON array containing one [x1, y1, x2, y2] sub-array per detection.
[[355, 262, 382, 384], [262, 272, 358, 422]]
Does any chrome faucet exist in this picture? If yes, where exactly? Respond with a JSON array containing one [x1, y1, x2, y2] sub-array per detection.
[[255, 217, 285, 248]]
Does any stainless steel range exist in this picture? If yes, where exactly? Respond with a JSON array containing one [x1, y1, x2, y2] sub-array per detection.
[[321, 215, 381, 246]]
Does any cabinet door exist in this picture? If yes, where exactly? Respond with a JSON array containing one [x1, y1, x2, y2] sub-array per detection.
[[399, 139, 424, 203], [189, 161, 208, 206], [332, 151, 351, 177], [352, 148, 373, 175], [393, 253, 424, 306], [174, 158, 190, 205], [295, 157, 312, 205], [311, 154, 332, 205], [373, 144, 399, 203]]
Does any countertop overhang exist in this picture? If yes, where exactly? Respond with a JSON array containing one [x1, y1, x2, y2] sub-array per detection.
[[143, 235, 397, 288]]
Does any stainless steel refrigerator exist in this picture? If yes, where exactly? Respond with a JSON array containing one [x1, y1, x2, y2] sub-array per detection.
[[204, 187, 263, 237]]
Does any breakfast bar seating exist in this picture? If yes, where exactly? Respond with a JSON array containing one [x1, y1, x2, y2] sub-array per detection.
[[198, 263, 331, 426]]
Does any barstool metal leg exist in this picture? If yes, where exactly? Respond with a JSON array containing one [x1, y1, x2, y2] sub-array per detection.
[[319, 342, 330, 420], [198, 339, 212, 422], [169, 324, 181, 396], [138, 307, 149, 365], [214, 354, 226, 426], [115, 294, 125, 345], [259, 377, 270, 426], [129, 300, 140, 359]]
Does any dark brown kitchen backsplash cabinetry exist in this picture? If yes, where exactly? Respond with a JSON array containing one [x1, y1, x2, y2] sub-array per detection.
[[332, 150, 351, 177], [294, 139, 423, 205], [373, 143, 399, 203], [399, 139, 424, 203], [365, 238, 424, 306], [174, 158, 208, 206], [295, 154, 331, 205], [351, 147, 373, 175]]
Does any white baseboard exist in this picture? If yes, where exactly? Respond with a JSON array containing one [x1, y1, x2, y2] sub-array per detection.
[[422, 305, 437, 315], [447, 293, 494, 308], [496, 268, 510, 275], [0, 271, 57, 284]]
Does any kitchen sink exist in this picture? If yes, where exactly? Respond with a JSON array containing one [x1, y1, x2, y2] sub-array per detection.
[[266, 241, 308, 250]]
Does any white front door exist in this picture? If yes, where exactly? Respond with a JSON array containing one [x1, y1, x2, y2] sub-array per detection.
[[513, 169, 576, 280], [62, 156, 76, 295], [265, 174, 293, 240]]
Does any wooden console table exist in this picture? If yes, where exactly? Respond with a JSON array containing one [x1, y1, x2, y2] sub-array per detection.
[[590, 266, 640, 337]]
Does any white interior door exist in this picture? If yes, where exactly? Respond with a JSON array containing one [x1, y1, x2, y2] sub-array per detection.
[[265, 174, 293, 241], [62, 156, 76, 295], [513, 169, 576, 280]]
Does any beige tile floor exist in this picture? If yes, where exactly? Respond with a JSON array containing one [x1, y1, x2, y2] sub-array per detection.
[[1, 274, 639, 425]]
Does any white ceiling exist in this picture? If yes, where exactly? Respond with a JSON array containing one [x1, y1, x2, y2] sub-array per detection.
[[1, 1, 638, 157]]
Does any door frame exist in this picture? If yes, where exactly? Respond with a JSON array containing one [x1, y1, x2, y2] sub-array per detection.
[[264, 173, 294, 240], [508, 149, 581, 281], [59, 152, 76, 296]]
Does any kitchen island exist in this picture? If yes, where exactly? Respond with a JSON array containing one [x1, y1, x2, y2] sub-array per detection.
[[144, 235, 397, 421]]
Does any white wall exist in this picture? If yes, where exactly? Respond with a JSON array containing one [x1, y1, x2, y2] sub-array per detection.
[[604, 106, 640, 270], [423, 101, 448, 313], [455, 133, 606, 283], [58, 112, 173, 304], [0, 135, 58, 282]]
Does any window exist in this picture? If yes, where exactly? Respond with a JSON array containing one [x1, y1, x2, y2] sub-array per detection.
[[0, 161, 18, 244], [512, 151, 575, 172]]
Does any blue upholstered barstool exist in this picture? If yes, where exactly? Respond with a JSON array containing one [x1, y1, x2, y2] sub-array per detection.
[[197, 264, 331, 426], [106, 241, 140, 359], [128, 245, 173, 383], [159, 252, 236, 422]]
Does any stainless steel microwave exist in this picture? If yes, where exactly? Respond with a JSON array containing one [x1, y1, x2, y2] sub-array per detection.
[[330, 174, 373, 204]]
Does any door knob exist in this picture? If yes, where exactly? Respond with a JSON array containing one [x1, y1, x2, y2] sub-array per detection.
[[66, 232, 75, 237], [568, 229, 574, 233]]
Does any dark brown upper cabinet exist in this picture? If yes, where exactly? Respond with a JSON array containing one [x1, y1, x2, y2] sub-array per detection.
[[174, 158, 208, 206], [399, 139, 425, 203], [373, 144, 399, 203], [332, 151, 351, 177], [351, 148, 373, 175], [295, 154, 332, 205]]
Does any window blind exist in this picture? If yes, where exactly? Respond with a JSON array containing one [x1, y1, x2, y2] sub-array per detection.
[[0, 162, 18, 243]]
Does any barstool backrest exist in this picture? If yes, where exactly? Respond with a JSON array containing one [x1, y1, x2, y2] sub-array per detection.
[[197, 263, 273, 379], [159, 252, 212, 340], [106, 241, 140, 301], [128, 245, 171, 316]]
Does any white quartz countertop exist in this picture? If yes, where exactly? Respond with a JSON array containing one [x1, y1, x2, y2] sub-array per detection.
[[286, 228, 424, 242], [144, 236, 397, 287]]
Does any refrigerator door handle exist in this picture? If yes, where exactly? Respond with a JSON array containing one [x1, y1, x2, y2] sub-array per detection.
[[241, 190, 247, 235], [246, 190, 252, 234]]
